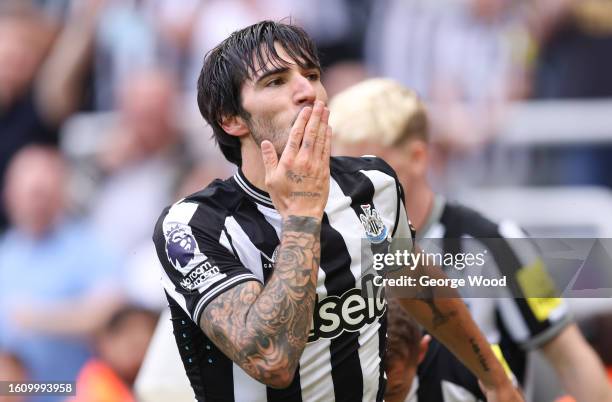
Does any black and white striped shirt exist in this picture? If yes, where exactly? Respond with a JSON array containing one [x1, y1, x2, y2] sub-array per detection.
[[412, 195, 570, 401], [153, 156, 414, 402]]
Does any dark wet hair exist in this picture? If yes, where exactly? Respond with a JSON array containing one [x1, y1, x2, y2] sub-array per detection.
[[197, 20, 321, 166]]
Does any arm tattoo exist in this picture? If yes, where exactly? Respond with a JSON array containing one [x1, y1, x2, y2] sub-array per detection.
[[201, 215, 321, 387], [415, 286, 458, 329], [469, 337, 490, 372]]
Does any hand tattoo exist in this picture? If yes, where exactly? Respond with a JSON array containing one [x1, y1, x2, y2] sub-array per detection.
[[290, 191, 321, 199], [286, 170, 306, 183]]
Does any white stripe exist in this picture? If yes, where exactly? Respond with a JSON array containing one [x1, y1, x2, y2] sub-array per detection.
[[193, 274, 258, 322], [360, 169, 399, 238], [423, 222, 445, 239], [495, 298, 531, 343], [232, 363, 267, 402], [299, 338, 335, 402], [325, 177, 366, 285], [160, 200, 198, 321], [158, 261, 189, 316], [324, 178, 373, 398], [219, 229, 234, 256], [163, 201, 199, 229], [358, 321, 383, 402], [254, 197, 338, 401], [234, 174, 273, 206], [395, 202, 414, 243], [358, 169, 398, 402], [255, 204, 282, 239], [498, 220, 540, 266], [224, 216, 265, 282], [441, 380, 479, 402], [300, 241, 332, 401]]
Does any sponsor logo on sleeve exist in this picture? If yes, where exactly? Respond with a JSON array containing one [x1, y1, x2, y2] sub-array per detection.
[[165, 223, 201, 273], [179, 262, 226, 292], [164, 222, 226, 291]]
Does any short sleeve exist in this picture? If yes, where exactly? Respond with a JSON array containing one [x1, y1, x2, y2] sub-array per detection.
[[491, 221, 571, 349], [391, 181, 416, 254], [153, 201, 259, 325]]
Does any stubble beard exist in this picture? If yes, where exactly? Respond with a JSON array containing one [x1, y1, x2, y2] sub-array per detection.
[[248, 114, 296, 158]]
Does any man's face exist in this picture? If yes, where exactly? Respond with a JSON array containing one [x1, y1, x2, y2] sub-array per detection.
[[120, 70, 176, 153], [4, 151, 66, 237], [385, 359, 417, 402], [240, 44, 328, 156]]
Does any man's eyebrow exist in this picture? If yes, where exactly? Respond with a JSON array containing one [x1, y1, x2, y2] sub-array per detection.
[[254, 66, 289, 85]]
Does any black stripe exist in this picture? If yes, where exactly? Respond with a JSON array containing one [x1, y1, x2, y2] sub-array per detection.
[[222, 228, 242, 265], [392, 180, 405, 238], [266, 364, 303, 402], [232, 198, 280, 284], [320, 214, 364, 401], [331, 167, 391, 401], [167, 293, 234, 402], [182, 203, 238, 402], [416, 338, 484, 401], [440, 204, 550, 336], [495, 311, 527, 385], [230, 199, 304, 401]]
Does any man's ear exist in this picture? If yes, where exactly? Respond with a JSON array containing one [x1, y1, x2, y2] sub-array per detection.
[[407, 140, 429, 178], [219, 115, 249, 137], [418, 335, 431, 364]]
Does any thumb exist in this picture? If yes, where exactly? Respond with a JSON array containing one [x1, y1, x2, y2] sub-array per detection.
[[260, 140, 278, 174]]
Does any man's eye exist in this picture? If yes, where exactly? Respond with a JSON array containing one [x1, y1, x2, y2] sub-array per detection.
[[266, 78, 284, 87], [306, 72, 320, 81]]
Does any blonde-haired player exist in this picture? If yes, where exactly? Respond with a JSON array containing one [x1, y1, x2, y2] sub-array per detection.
[[330, 78, 612, 402]]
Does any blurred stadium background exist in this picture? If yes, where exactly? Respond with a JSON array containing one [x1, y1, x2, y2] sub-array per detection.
[[1, 0, 612, 401]]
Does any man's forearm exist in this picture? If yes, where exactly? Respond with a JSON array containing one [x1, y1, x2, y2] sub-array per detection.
[[36, 1, 100, 125], [397, 265, 511, 389], [201, 215, 320, 388], [542, 324, 612, 402]]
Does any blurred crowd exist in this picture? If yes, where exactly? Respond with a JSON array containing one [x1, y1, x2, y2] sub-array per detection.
[[1, 0, 612, 401]]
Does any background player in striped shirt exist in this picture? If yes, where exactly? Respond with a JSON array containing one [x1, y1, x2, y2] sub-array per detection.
[[330, 77, 612, 402], [153, 20, 522, 402]]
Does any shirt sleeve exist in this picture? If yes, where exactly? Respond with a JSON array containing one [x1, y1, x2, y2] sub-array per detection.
[[153, 201, 260, 325], [491, 221, 571, 349], [391, 181, 416, 254]]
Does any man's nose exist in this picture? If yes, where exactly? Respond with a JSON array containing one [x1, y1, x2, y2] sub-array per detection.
[[292, 74, 317, 106]]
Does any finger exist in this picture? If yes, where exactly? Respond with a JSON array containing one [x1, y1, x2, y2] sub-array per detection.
[[298, 100, 324, 159], [312, 107, 329, 159], [261, 140, 278, 177], [322, 126, 332, 168], [282, 106, 312, 161]]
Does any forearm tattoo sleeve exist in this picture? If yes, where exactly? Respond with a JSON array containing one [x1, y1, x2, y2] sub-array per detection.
[[201, 215, 321, 387]]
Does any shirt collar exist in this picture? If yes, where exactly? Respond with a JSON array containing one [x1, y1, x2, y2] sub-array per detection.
[[233, 169, 275, 208]]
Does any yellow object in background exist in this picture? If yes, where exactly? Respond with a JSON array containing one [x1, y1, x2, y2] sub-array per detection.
[[517, 259, 563, 322]]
